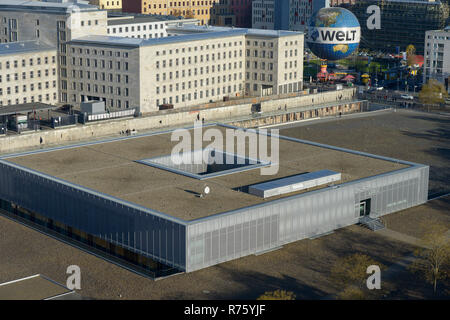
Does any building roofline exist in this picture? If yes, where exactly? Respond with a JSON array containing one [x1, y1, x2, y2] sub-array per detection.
[[0, 122, 428, 225], [0, 40, 56, 56], [0, 0, 101, 14], [107, 13, 199, 26], [69, 26, 302, 48]]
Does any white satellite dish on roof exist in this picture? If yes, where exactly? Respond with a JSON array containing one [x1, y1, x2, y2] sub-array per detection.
[[197, 185, 211, 198]]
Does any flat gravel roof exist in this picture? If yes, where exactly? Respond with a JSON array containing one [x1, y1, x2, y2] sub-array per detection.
[[0, 40, 55, 56], [6, 125, 408, 221], [0, 102, 57, 116]]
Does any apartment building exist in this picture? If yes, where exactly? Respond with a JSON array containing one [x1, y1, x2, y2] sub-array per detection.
[[122, 0, 220, 26], [121, 0, 253, 27], [210, 0, 252, 27], [424, 28, 450, 93], [106, 14, 199, 39], [329, 0, 355, 6], [225, 0, 252, 28], [252, 0, 330, 32], [0, 41, 58, 107], [89, 0, 122, 10], [252, 0, 274, 30], [211, 1, 235, 27], [65, 26, 303, 113]]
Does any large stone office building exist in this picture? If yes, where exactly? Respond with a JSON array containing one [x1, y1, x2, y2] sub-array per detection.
[[0, 40, 58, 107], [0, 0, 303, 112], [66, 25, 304, 113]]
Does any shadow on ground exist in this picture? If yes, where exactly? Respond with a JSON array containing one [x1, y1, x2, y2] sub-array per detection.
[[208, 269, 326, 300], [400, 115, 450, 196]]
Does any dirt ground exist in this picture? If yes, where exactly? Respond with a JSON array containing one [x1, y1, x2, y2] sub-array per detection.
[[0, 212, 416, 300], [382, 196, 450, 239], [1, 197, 447, 299]]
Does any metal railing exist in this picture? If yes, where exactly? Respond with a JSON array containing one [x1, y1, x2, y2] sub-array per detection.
[[359, 216, 385, 231], [51, 115, 78, 128], [15, 120, 40, 134], [78, 108, 138, 124]]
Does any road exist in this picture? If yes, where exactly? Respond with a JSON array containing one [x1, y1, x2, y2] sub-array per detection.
[[360, 90, 417, 103]]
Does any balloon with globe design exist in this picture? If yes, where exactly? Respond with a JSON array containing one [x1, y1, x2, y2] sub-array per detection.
[[307, 7, 361, 61]]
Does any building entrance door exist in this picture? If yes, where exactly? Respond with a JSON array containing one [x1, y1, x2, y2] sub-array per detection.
[[359, 199, 371, 217]]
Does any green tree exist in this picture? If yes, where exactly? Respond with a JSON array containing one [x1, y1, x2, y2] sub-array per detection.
[[409, 221, 450, 295], [419, 79, 448, 105], [355, 59, 369, 73], [257, 289, 296, 300]]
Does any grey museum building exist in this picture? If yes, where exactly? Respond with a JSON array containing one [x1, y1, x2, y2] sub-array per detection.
[[0, 124, 429, 277]]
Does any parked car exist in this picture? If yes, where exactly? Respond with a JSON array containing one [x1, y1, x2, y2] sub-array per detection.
[[375, 86, 384, 91], [400, 94, 414, 100]]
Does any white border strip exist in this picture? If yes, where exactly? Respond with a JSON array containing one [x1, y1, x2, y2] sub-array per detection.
[[44, 291, 77, 300], [0, 274, 41, 287]]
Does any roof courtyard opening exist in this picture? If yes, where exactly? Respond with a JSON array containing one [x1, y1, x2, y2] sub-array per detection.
[[137, 148, 271, 180]]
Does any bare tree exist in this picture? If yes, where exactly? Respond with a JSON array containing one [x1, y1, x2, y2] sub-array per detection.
[[410, 222, 449, 295]]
